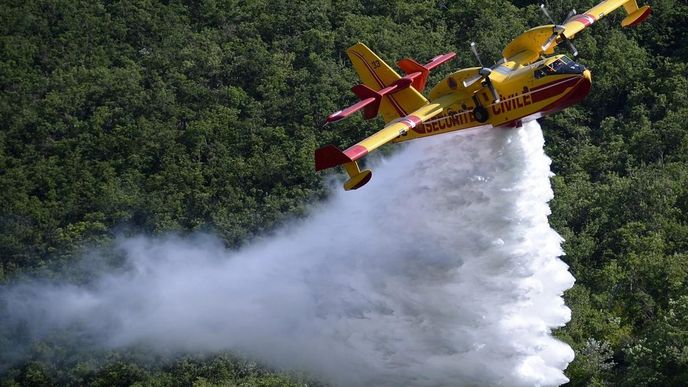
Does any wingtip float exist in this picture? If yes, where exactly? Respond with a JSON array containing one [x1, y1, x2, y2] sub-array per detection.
[[315, 0, 651, 191]]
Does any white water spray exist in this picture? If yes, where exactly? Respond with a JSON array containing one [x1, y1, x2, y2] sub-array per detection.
[[2, 121, 574, 386]]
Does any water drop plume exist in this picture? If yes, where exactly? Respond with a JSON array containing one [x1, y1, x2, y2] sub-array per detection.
[[1, 121, 575, 386]]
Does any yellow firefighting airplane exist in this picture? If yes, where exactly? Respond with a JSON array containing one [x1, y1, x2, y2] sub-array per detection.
[[315, 0, 651, 190]]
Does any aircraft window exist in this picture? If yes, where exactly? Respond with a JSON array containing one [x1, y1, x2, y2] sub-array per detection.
[[534, 57, 576, 78], [550, 59, 567, 71], [534, 63, 556, 78]]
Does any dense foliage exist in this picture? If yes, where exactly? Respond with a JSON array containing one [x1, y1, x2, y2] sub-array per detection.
[[1, 0, 686, 385]]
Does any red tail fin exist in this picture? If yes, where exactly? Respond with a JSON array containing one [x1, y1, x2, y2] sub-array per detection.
[[396, 58, 429, 92], [351, 85, 382, 120], [397, 52, 456, 92]]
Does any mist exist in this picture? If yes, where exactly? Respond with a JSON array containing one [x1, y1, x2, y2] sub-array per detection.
[[1, 121, 575, 386]]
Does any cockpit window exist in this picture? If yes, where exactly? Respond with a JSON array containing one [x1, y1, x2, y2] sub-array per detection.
[[534, 56, 582, 78]]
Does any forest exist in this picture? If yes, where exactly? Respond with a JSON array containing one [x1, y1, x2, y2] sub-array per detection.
[[1, 0, 687, 385]]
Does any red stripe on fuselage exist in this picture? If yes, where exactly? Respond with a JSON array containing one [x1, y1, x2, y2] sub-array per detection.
[[539, 76, 591, 114], [531, 76, 580, 104]]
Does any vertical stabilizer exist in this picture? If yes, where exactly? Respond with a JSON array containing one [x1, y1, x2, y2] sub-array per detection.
[[346, 43, 428, 123]]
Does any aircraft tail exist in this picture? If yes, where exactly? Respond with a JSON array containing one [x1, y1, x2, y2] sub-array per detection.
[[346, 43, 428, 123]]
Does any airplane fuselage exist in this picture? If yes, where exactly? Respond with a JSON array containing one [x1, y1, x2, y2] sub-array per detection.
[[394, 55, 591, 143]]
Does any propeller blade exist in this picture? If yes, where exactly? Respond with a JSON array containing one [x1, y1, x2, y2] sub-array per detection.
[[462, 73, 483, 88], [465, 41, 500, 102], [540, 4, 556, 24], [564, 38, 579, 57], [470, 42, 484, 68], [541, 32, 558, 51], [540, 5, 580, 55], [484, 78, 500, 103], [564, 9, 577, 23]]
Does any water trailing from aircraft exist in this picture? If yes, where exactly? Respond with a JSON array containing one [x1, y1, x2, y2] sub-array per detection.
[[1, 121, 575, 386]]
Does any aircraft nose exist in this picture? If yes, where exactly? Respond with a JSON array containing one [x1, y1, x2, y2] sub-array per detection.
[[583, 69, 592, 81]]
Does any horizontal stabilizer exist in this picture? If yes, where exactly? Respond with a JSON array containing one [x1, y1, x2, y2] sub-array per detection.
[[325, 97, 377, 124], [325, 76, 424, 124], [397, 52, 456, 92], [351, 84, 382, 120]]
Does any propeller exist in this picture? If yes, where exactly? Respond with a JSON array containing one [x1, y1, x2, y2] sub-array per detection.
[[462, 42, 500, 103], [540, 4, 579, 57]]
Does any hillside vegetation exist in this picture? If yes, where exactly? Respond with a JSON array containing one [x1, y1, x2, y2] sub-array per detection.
[[1, 0, 687, 385]]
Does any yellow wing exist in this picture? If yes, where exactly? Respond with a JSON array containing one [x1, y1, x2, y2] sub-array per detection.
[[351, 93, 459, 153], [503, 0, 651, 65], [563, 0, 652, 39]]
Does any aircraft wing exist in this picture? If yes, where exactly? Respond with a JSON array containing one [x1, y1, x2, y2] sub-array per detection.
[[503, 0, 651, 65], [562, 0, 651, 40]]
